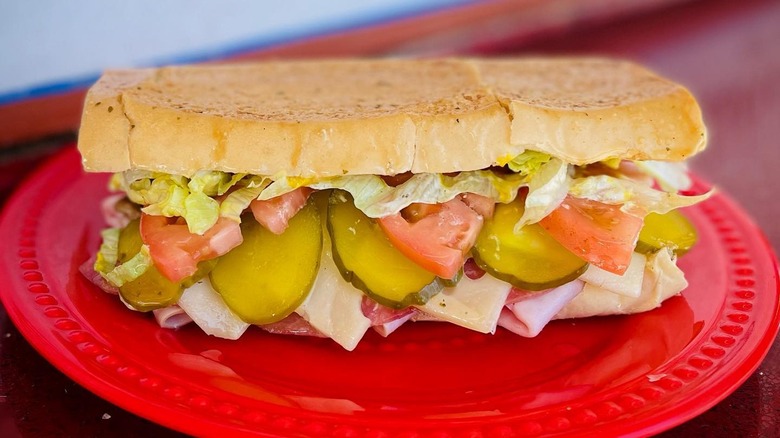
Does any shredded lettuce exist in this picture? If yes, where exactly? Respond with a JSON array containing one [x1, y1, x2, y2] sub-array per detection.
[[107, 149, 705, 238], [219, 176, 270, 222], [94, 228, 120, 275], [184, 191, 220, 232], [188, 171, 228, 196], [93, 228, 153, 288], [108, 147, 562, 228], [507, 150, 552, 175], [219, 173, 247, 195], [103, 245, 153, 287], [515, 158, 570, 230], [634, 161, 692, 192], [286, 170, 527, 218], [257, 176, 314, 201], [569, 175, 712, 216], [141, 183, 188, 218], [112, 170, 246, 235]]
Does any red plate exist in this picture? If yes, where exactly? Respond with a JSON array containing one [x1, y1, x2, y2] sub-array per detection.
[[1, 147, 779, 437]]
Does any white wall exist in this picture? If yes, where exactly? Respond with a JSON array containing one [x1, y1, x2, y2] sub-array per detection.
[[0, 0, 469, 99]]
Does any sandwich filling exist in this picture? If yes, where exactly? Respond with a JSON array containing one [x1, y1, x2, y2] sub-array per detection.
[[85, 149, 709, 350]]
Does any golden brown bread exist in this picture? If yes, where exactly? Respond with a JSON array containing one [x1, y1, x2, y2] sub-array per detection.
[[77, 57, 706, 177], [476, 58, 706, 164]]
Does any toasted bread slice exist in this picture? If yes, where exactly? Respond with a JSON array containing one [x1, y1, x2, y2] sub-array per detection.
[[79, 59, 514, 177], [78, 58, 706, 176], [475, 57, 706, 165]]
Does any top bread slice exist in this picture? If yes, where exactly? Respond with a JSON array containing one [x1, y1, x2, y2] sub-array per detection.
[[78, 57, 706, 177]]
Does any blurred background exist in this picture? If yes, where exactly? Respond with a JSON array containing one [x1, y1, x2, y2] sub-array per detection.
[[1, 0, 778, 436]]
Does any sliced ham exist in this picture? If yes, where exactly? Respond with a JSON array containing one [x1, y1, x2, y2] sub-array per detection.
[[259, 313, 326, 337], [79, 255, 119, 295], [361, 296, 415, 325], [498, 280, 584, 337], [361, 296, 417, 337], [101, 194, 131, 228], [555, 248, 686, 319], [373, 312, 416, 337], [153, 306, 193, 329]]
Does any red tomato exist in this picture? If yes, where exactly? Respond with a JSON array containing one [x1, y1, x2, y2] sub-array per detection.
[[400, 203, 443, 223], [250, 187, 313, 234], [460, 193, 495, 219], [140, 214, 243, 282], [378, 198, 483, 279], [539, 196, 643, 275]]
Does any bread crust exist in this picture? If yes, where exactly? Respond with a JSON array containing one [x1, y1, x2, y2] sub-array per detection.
[[78, 58, 706, 176], [475, 58, 707, 165]]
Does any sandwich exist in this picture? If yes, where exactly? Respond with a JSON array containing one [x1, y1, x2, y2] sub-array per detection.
[[77, 58, 710, 351]]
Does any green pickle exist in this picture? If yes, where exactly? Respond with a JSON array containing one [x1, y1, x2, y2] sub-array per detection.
[[117, 219, 200, 311], [440, 268, 463, 288], [473, 198, 588, 290], [209, 200, 322, 324], [636, 210, 697, 256], [327, 191, 442, 309]]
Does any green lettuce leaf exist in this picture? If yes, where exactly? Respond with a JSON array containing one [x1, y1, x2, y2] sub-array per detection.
[[220, 176, 270, 222], [103, 245, 153, 287], [141, 183, 188, 218], [256, 176, 315, 201], [634, 161, 692, 192], [93, 228, 120, 275], [183, 191, 220, 234], [515, 158, 570, 230], [218, 173, 248, 195], [507, 150, 552, 175], [569, 175, 712, 215], [188, 171, 228, 196], [291, 170, 526, 218], [112, 170, 250, 235], [93, 227, 153, 288]]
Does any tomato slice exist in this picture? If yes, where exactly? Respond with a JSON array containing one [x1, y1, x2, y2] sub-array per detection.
[[401, 203, 443, 223], [140, 214, 243, 282], [460, 193, 495, 219], [250, 187, 313, 234], [539, 196, 643, 275], [378, 198, 484, 279]]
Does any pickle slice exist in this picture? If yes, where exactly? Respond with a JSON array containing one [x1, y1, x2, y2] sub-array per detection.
[[440, 268, 463, 288], [117, 219, 185, 311], [636, 210, 697, 256], [327, 191, 442, 309], [209, 200, 322, 324], [473, 198, 588, 291]]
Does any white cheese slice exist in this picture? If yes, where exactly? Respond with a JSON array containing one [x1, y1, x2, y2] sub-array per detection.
[[415, 273, 512, 334], [579, 252, 646, 298], [295, 229, 371, 351], [178, 278, 250, 340], [555, 248, 686, 319]]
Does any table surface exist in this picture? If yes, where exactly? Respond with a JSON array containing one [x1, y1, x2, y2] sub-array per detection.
[[1, 0, 779, 436]]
